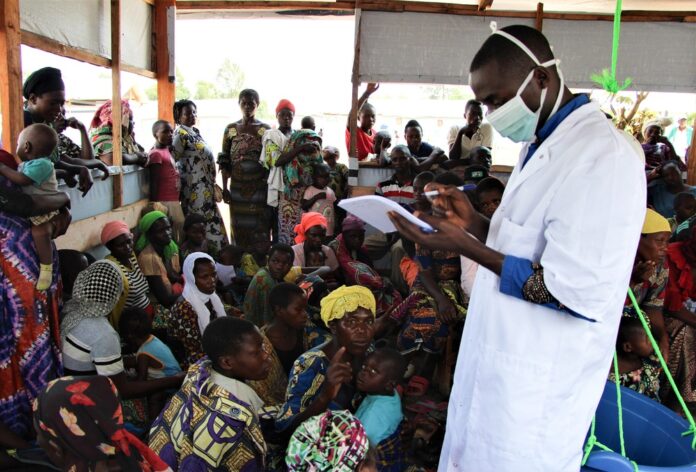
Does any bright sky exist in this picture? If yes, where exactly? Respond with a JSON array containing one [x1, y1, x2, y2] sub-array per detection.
[[18, 15, 696, 165]]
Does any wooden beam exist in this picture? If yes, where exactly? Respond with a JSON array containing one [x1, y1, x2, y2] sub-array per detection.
[[0, 0, 23, 152], [112, 0, 124, 208], [687, 122, 696, 185], [122, 63, 157, 79], [349, 6, 361, 160], [535, 2, 543, 30], [21, 31, 156, 79], [155, 0, 176, 122], [175, 0, 695, 22]]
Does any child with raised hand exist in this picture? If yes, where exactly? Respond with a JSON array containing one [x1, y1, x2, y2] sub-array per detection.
[[149, 316, 271, 471], [346, 83, 380, 161], [301, 163, 336, 239], [118, 306, 182, 420], [608, 316, 661, 401], [356, 347, 407, 470], [0, 123, 62, 290], [148, 119, 185, 242]]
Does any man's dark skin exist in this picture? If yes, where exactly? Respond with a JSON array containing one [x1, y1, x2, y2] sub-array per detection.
[[388, 30, 573, 276]]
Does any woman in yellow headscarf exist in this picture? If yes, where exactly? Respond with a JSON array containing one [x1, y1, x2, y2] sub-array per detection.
[[275, 286, 376, 435]]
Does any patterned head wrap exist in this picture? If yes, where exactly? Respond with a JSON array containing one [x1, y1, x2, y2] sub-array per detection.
[[341, 215, 366, 232], [23, 67, 65, 99], [101, 220, 131, 245], [320, 285, 376, 326], [90, 100, 133, 130], [60, 260, 124, 341], [33, 376, 169, 472], [135, 211, 179, 262], [286, 410, 369, 472], [294, 212, 328, 245]]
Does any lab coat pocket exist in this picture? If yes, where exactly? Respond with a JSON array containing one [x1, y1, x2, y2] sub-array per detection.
[[496, 216, 544, 262], [472, 344, 552, 458]]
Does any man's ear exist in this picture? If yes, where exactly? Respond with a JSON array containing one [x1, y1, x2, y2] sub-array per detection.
[[622, 341, 633, 354], [218, 354, 237, 371], [533, 66, 550, 89]]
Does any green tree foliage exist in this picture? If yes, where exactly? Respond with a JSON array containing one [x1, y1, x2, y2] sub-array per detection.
[[175, 67, 191, 101], [216, 59, 245, 99], [195, 80, 221, 99]]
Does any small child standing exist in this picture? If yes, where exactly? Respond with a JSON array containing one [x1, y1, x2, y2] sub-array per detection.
[[301, 163, 336, 238], [148, 120, 185, 242], [119, 307, 182, 421], [0, 124, 61, 290], [322, 146, 348, 201], [608, 316, 661, 401], [355, 347, 407, 470]]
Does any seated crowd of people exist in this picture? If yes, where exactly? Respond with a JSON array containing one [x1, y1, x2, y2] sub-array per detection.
[[0, 66, 693, 471]]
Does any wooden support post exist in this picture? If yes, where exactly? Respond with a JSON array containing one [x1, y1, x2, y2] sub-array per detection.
[[687, 121, 696, 185], [349, 8, 361, 160], [155, 0, 175, 122], [111, 0, 123, 208], [535, 2, 544, 31], [0, 0, 22, 153], [348, 7, 362, 190]]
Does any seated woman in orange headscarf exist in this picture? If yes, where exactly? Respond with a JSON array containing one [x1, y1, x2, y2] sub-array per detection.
[[291, 212, 339, 272]]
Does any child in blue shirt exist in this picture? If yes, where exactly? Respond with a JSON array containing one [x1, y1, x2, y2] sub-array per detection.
[[119, 307, 182, 421], [0, 124, 62, 290], [356, 347, 407, 470]]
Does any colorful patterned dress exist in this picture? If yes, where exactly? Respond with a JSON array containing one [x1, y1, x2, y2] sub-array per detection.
[[276, 342, 360, 433], [390, 246, 467, 354], [167, 298, 206, 370], [0, 178, 62, 438], [328, 234, 402, 316], [608, 357, 662, 401], [277, 130, 323, 245], [218, 125, 269, 249], [172, 124, 228, 251], [149, 359, 266, 471]]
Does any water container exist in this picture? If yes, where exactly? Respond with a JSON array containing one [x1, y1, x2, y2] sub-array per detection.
[[581, 381, 696, 471]]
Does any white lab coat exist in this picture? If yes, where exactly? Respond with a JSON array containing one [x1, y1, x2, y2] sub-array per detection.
[[439, 101, 646, 472]]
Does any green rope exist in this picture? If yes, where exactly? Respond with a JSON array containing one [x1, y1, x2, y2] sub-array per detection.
[[590, 0, 632, 93], [582, 287, 696, 469], [612, 350, 627, 457], [627, 288, 696, 448]]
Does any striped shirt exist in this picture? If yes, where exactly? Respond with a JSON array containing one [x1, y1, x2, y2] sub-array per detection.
[[376, 175, 415, 206], [108, 254, 150, 310], [62, 317, 124, 376]]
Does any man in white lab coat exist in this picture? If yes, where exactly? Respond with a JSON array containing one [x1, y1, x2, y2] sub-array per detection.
[[389, 25, 645, 471]]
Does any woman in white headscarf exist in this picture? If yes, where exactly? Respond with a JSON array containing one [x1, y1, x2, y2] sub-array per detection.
[[168, 252, 227, 368]]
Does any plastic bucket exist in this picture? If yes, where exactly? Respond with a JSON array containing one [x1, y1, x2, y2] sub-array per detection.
[[581, 381, 696, 471]]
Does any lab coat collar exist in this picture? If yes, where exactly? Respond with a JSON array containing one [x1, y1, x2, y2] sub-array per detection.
[[504, 101, 602, 197]]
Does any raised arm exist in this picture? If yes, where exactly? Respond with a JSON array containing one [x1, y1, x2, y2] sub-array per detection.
[[346, 83, 379, 129]]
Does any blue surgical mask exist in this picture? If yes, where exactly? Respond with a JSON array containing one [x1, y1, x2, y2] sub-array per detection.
[[482, 30, 565, 143]]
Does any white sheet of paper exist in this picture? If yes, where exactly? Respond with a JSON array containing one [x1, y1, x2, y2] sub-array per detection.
[[338, 195, 433, 233]]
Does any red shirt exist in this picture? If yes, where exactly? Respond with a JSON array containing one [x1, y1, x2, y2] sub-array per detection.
[[148, 147, 180, 202], [345, 127, 375, 161]]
